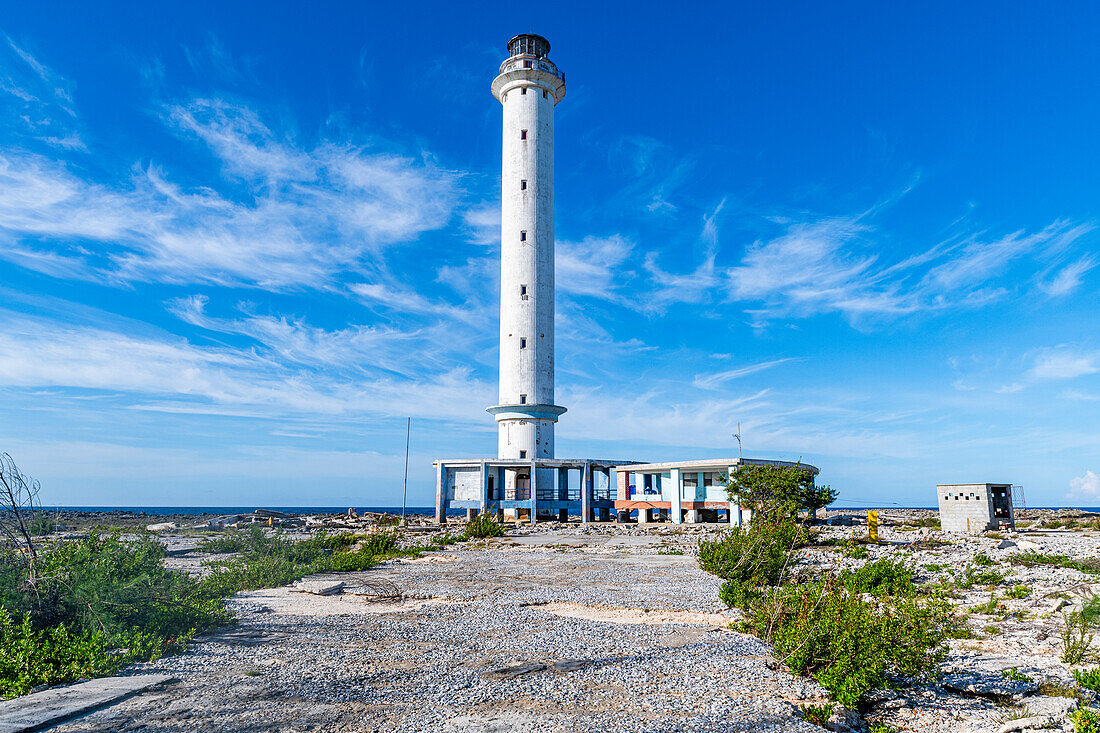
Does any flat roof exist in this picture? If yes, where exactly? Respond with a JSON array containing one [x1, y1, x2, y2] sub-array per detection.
[[613, 458, 819, 474]]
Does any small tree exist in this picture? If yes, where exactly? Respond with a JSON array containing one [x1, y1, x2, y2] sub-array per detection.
[[0, 453, 41, 578], [725, 463, 836, 518]]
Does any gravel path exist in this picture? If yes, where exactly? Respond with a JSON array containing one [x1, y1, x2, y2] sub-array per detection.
[[51, 544, 824, 733]]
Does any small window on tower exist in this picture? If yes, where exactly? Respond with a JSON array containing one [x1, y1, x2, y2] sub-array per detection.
[[524, 60, 532, 69], [520, 284, 527, 295], [521, 87, 527, 95], [520, 180, 527, 190], [520, 129, 527, 140], [520, 230, 526, 241], [519, 394, 527, 404], [519, 450, 527, 459], [519, 338, 527, 349], [542, 89, 548, 99]]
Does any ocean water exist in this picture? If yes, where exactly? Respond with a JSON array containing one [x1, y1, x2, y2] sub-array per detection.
[[41, 505, 1100, 516], [42, 506, 447, 515]]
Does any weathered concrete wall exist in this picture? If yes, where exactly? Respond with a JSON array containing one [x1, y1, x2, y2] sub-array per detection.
[[450, 468, 482, 502], [938, 484, 995, 533]]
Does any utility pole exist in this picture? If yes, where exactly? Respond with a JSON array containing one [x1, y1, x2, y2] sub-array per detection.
[[401, 418, 410, 525], [733, 422, 742, 462]]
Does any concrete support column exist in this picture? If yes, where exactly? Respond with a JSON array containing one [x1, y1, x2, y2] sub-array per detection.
[[480, 461, 488, 515], [581, 462, 592, 523], [466, 508, 477, 521], [435, 463, 446, 525], [529, 459, 538, 523], [637, 506, 650, 524], [686, 509, 700, 523], [728, 465, 740, 526], [670, 468, 682, 524]]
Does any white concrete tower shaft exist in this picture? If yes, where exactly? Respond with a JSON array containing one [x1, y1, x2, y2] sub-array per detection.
[[488, 34, 567, 463]]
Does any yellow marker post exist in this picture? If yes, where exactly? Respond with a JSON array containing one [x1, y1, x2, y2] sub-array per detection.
[[867, 510, 879, 543]]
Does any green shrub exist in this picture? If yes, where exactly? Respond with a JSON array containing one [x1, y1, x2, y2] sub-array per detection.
[[0, 524, 413, 698], [841, 560, 915, 598], [1074, 668, 1100, 694], [841, 540, 869, 559], [700, 507, 806, 606], [913, 517, 941, 529], [28, 516, 55, 536], [747, 578, 950, 707], [361, 532, 398, 555], [464, 513, 505, 539], [1005, 585, 1032, 599], [800, 702, 834, 727], [0, 610, 117, 698], [1062, 610, 1097, 665], [1071, 708, 1100, 733]]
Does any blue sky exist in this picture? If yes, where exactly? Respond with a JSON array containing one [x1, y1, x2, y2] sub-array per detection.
[[1, 2, 1099, 508]]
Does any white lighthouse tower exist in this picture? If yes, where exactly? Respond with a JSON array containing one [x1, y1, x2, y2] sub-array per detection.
[[487, 34, 567, 497]]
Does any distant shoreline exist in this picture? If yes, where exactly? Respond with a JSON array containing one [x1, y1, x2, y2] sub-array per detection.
[[36, 504, 1100, 515]]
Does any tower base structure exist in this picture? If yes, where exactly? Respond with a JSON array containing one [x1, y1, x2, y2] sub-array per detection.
[[433, 457, 818, 525]]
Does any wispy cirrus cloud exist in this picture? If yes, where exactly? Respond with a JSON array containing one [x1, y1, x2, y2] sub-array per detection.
[[724, 214, 1095, 327], [0, 36, 83, 150], [692, 358, 798, 390], [0, 83, 461, 289], [1028, 346, 1100, 381]]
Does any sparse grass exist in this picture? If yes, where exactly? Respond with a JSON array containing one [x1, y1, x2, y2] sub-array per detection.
[[972, 552, 995, 567], [913, 517, 941, 529], [923, 562, 948, 572], [1005, 585, 1033, 599], [1010, 552, 1100, 575], [869, 724, 898, 733], [657, 549, 684, 555], [1001, 667, 1034, 683]]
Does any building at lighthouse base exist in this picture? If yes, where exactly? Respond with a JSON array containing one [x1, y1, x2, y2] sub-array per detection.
[[433, 456, 818, 525]]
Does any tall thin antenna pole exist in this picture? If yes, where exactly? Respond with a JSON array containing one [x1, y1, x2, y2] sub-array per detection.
[[733, 422, 742, 462], [401, 417, 410, 524]]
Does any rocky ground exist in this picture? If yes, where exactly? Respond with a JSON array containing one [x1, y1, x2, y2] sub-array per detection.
[[42, 508, 1100, 732]]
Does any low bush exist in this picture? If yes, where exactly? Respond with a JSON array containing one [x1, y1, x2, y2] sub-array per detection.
[[0, 526, 412, 698], [841, 559, 916, 598], [701, 501, 953, 707], [1073, 668, 1100, 694], [1062, 609, 1097, 665], [1005, 585, 1032, 599], [464, 513, 505, 539], [800, 702, 834, 727], [1071, 708, 1100, 733], [746, 578, 951, 707]]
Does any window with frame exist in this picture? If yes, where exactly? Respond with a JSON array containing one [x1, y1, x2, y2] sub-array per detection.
[[520, 129, 527, 140], [520, 179, 527, 190], [519, 337, 527, 349]]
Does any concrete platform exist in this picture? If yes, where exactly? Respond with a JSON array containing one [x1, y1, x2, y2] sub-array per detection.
[[0, 675, 176, 732]]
